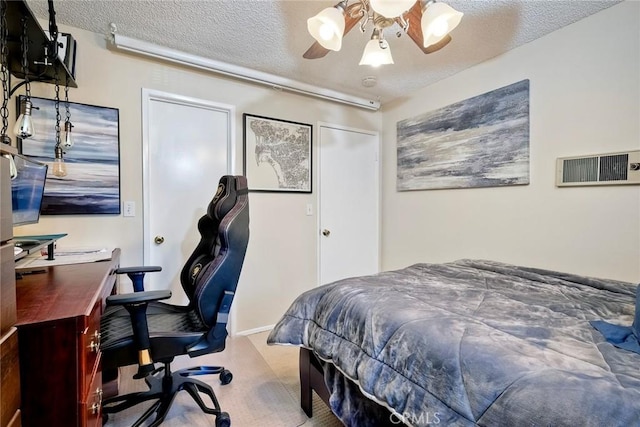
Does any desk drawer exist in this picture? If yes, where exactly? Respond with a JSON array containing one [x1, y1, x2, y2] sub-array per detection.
[[80, 355, 103, 427], [0, 328, 21, 427], [80, 301, 102, 398]]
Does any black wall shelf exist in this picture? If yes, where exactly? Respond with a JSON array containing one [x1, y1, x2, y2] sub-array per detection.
[[5, 0, 77, 89]]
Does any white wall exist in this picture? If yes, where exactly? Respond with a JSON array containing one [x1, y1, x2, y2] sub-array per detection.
[[380, 1, 640, 282], [13, 2, 639, 335], [14, 25, 381, 333]]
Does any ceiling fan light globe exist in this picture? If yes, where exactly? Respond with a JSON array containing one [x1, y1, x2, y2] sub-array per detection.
[[359, 39, 394, 67], [307, 6, 345, 51], [370, 0, 416, 18], [430, 18, 449, 37], [421, 2, 463, 48], [318, 23, 335, 41]]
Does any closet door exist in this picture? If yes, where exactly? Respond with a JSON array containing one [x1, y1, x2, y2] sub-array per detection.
[[142, 89, 234, 304], [318, 124, 380, 285]]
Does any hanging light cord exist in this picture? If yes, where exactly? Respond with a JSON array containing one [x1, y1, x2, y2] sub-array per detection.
[[0, 0, 9, 141], [64, 84, 70, 126], [47, 0, 59, 60], [54, 77, 61, 150], [20, 17, 31, 101]]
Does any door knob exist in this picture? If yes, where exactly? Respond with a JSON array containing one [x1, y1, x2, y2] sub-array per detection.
[[154, 236, 165, 244], [322, 229, 330, 237]]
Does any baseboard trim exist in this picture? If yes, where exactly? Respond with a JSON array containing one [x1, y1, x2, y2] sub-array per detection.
[[235, 324, 275, 336]]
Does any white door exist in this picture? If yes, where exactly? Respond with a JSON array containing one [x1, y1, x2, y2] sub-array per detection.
[[319, 124, 379, 285], [142, 89, 234, 304]]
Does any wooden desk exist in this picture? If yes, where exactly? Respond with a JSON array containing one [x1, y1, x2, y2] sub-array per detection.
[[15, 249, 120, 427]]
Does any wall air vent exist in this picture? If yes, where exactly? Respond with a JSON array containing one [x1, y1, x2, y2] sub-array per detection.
[[556, 150, 640, 186]]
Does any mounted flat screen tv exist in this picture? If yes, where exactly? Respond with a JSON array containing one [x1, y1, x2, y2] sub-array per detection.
[[11, 154, 48, 227]]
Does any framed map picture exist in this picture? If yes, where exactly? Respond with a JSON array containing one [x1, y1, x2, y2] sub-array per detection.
[[243, 114, 312, 193]]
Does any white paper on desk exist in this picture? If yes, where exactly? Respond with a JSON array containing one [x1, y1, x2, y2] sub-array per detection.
[[20, 248, 113, 268]]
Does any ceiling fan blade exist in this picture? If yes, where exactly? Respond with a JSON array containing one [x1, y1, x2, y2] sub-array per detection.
[[400, 1, 452, 54], [303, 42, 331, 59], [303, 3, 363, 60]]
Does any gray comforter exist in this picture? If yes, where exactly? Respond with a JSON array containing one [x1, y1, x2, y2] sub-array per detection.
[[267, 259, 640, 426]]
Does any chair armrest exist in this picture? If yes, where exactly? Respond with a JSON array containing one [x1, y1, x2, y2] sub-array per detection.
[[114, 266, 162, 292], [106, 290, 171, 307], [106, 289, 171, 379], [115, 266, 162, 275]]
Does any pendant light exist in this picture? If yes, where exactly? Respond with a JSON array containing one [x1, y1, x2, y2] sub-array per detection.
[[14, 17, 35, 139], [14, 98, 34, 139], [0, 0, 16, 178], [0, 0, 11, 145], [62, 84, 73, 150]]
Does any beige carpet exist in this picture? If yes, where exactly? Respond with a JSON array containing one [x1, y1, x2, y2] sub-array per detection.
[[104, 334, 312, 426], [248, 331, 343, 427]]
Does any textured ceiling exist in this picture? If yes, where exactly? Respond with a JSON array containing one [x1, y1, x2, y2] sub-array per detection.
[[26, 0, 622, 106]]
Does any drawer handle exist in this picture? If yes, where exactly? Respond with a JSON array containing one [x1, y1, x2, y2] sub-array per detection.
[[90, 402, 100, 415], [89, 331, 101, 352], [90, 388, 103, 415]]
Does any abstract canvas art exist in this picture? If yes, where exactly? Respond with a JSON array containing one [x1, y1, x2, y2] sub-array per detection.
[[243, 114, 312, 193], [18, 96, 120, 214], [397, 80, 530, 191]]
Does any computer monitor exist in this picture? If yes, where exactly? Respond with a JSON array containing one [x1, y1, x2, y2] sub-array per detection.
[[11, 154, 48, 227]]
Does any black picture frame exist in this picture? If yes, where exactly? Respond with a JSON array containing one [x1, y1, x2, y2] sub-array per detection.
[[243, 113, 312, 193]]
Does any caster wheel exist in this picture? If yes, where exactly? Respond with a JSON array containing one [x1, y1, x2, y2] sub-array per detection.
[[220, 369, 233, 385], [216, 411, 231, 427]]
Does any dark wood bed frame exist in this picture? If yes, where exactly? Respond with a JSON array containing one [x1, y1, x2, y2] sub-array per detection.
[[299, 347, 331, 416], [299, 347, 401, 424]]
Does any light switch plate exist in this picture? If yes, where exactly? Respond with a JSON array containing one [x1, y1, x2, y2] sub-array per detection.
[[123, 201, 135, 217]]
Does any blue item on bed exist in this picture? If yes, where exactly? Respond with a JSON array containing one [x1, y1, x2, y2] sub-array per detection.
[[591, 284, 640, 354]]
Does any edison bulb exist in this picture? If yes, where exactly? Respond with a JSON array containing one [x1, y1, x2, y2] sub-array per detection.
[[62, 121, 74, 150], [2, 154, 17, 179], [52, 157, 67, 177], [14, 99, 35, 139]]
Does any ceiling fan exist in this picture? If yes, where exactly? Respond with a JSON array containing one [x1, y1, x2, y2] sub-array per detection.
[[304, 0, 463, 66]]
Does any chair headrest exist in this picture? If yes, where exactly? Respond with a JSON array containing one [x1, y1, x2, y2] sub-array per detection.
[[208, 175, 242, 221]]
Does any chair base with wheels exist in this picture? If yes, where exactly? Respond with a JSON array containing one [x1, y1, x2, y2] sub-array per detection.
[[103, 361, 233, 427]]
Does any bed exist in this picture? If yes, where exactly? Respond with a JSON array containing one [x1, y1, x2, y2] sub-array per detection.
[[267, 259, 640, 426]]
